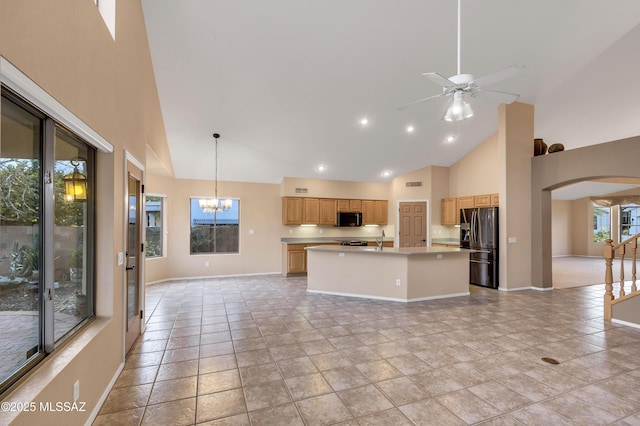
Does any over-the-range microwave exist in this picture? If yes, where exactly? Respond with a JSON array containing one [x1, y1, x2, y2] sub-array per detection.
[[336, 212, 362, 227]]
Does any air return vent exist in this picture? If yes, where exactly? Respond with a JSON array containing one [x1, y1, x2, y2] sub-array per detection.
[[405, 181, 423, 187], [295, 188, 308, 194]]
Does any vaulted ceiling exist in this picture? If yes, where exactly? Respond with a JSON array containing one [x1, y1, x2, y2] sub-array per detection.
[[142, 1, 640, 185]]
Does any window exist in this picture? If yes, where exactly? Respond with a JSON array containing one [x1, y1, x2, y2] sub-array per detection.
[[190, 198, 239, 254], [620, 204, 640, 240], [593, 204, 611, 243], [145, 195, 165, 257], [0, 90, 95, 394]]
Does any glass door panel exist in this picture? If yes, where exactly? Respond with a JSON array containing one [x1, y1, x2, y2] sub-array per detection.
[[0, 95, 42, 383]]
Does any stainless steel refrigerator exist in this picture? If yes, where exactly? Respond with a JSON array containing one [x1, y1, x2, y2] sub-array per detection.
[[460, 207, 499, 288]]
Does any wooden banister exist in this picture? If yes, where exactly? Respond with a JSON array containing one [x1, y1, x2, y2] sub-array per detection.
[[603, 233, 640, 320]]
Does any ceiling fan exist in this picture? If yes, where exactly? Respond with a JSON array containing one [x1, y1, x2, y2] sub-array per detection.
[[399, 0, 524, 121]]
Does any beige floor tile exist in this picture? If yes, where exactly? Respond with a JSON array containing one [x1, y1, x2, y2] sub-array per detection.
[[99, 383, 152, 414], [149, 376, 197, 405], [199, 353, 237, 375], [248, 402, 304, 425], [239, 362, 282, 386], [277, 356, 319, 379], [114, 365, 159, 388], [295, 393, 353, 426], [141, 397, 196, 426], [374, 376, 430, 406], [355, 360, 403, 382], [199, 369, 242, 395], [243, 380, 292, 411], [436, 388, 504, 424], [356, 407, 413, 426], [321, 366, 369, 391], [337, 384, 393, 417], [196, 388, 247, 424], [285, 372, 333, 400], [398, 399, 466, 426], [93, 407, 144, 426]]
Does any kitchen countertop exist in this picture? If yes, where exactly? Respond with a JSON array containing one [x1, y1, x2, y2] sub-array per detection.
[[305, 245, 473, 256], [281, 237, 392, 244]]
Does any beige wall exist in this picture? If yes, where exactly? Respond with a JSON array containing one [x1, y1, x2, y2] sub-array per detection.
[[551, 200, 572, 256], [145, 174, 283, 282], [448, 133, 500, 197], [0, 0, 167, 423], [531, 135, 640, 287]]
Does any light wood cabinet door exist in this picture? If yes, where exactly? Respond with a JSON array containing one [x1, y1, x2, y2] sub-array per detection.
[[287, 249, 306, 274], [361, 200, 375, 224], [457, 196, 474, 210], [349, 199, 362, 212], [474, 194, 492, 207], [441, 198, 457, 225], [374, 200, 388, 225], [337, 199, 350, 212], [319, 199, 337, 225], [282, 197, 302, 225], [302, 198, 319, 224], [491, 193, 499, 207]]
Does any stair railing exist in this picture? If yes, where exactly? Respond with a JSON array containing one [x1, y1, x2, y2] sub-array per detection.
[[603, 233, 639, 320]]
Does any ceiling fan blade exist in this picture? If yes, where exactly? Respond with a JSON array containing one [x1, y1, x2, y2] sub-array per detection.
[[397, 93, 443, 111], [421, 72, 455, 87], [473, 64, 525, 87], [475, 89, 520, 104]]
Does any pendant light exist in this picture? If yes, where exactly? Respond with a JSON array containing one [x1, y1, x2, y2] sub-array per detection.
[[199, 133, 232, 212]]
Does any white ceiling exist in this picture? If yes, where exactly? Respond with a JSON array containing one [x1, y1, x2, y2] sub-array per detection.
[[142, 1, 640, 184]]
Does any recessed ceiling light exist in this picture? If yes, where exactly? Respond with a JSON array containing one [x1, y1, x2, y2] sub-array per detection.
[[359, 117, 369, 126], [406, 125, 415, 133], [381, 170, 392, 177], [317, 164, 327, 172], [446, 135, 456, 143]]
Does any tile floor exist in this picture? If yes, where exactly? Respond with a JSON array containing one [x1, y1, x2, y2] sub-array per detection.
[[93, 275, 640, 425]]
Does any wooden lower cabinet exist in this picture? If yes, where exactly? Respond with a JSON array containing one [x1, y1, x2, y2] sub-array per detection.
[[283, 244, 307, 275]]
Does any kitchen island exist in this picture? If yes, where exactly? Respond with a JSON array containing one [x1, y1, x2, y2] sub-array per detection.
[[306, 245, 473, 302]]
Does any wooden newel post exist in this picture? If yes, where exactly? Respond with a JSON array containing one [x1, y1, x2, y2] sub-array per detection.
[[604, 239, 614, 321]]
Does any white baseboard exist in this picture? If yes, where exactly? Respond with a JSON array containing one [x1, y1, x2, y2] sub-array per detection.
[[146, 272, 281, 286], [498, 286, 552, 292], [306, 289, 469, 303], [85, 361, 124, 426], [611, 318, 640, 330]]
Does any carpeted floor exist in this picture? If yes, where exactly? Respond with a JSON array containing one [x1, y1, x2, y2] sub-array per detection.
[[552, 256, 636, 289]]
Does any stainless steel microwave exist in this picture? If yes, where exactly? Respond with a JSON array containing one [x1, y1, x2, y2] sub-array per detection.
[[337, 212, 362, 227]]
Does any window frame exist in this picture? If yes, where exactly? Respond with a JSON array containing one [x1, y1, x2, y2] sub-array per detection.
[[189, 197, 240, 255], [145, 193, 166, 258], [0, 87, 96, 395], [592, 203, 611, 243]]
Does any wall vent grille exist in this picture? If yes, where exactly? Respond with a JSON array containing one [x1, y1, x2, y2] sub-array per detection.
[[405, 181, 423, 187], [295, 188, 308, 194]]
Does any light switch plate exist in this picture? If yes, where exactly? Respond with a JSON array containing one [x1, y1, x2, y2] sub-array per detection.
[[117, 252, 124, 266], [508, 237, 517, 244]]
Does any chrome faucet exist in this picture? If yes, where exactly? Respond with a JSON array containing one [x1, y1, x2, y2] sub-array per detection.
[[376, 229, 385, 250]]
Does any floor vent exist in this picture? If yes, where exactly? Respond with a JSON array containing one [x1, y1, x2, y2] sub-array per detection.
[[295, 188, 308, 194], [405, 181, 423, 187], [541, 357, 560, 365]]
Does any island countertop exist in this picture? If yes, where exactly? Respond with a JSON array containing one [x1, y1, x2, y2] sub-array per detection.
[[305, 245, 473, 256]]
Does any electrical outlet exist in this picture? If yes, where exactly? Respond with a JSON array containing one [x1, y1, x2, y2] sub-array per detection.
[[248, 229, 254, 235], [436, 254, 443, 260], [205, 261, 209, 267], [395, 279, 401, 286], [339, 252, 345, 257], [73, 380, 80, 402], [319, 229, 323, 234]]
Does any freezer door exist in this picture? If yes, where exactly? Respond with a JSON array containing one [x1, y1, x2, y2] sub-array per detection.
[[469, 250, 499, 288]]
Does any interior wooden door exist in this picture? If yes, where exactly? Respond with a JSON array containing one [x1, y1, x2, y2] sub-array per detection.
[[399, 201, 427, 247]]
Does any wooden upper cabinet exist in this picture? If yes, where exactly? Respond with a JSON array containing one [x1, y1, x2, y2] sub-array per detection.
[[337, 199, 350, 212], [362, 200, 387, 225], [302, 198, 319, 224], [361, 200, 375, 224], [374, 200, 388, 225], [474, 194, 492, 208], [441, 198, 457, 226], [319, 199, 337, 225], [491, 193, 499, 207], [282, 197, 302, 225], [457, 196, 474, 210], [349, 199, 362, 212]]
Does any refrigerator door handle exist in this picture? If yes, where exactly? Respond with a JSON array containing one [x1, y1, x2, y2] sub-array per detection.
[[470, 259, 491, 264]]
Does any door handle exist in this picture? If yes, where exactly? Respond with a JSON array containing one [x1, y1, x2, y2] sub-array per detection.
[[470, 259, 490, 264], [126, 265, 136, 271]]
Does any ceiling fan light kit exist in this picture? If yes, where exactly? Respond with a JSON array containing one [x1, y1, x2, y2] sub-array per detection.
[[398, 0, 523, 123]]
